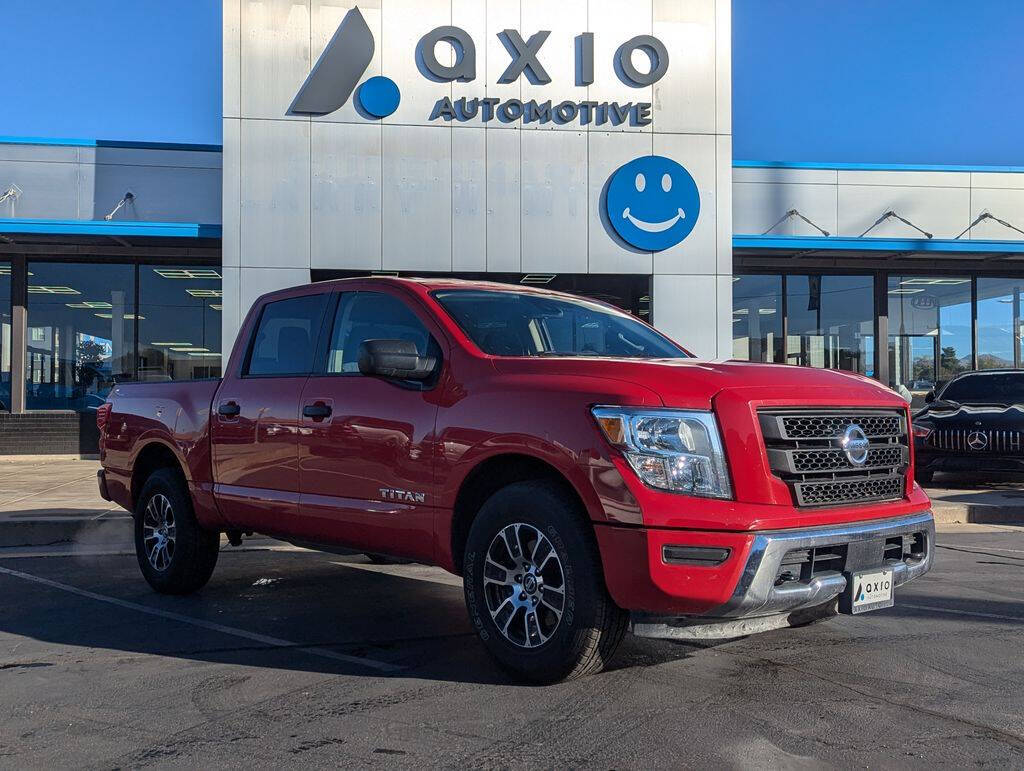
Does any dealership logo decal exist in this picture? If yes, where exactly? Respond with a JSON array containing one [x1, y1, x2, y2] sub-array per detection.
[[605, 156, 700, 251], [290, 6, 667, 126]]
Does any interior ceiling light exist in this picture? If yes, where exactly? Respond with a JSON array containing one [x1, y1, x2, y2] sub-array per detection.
[[28, 285, 80, 295], [154, 268, 222, 280], [733, 308, 750, 315], [0, 268, 32, 276], [888, 288, 925, 295], [95, 313, 144, 320], [188, 352, 221, 358], [170, 346, 210, 352], [900, 278, 970, 286], [521, 274, 556, 284], [186, 289, 222, 298], [758, 308, 776, 314], [209, 304, 222, 311], [150, 342, 192, 347], [66, 301, 113, 309]]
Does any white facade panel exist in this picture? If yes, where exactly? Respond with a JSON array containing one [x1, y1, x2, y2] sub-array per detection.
[[312, 0, 382, 124], [589, 0, 653, 133], [587, 131, 653, 274], [89, 166, 222, 224], [240, 119, 311, 268], [222, 119, 241, 267], [241, 0, 311, 121], [652, 132, 717, 275], [733, 181, 839, 237], [837, 169, 969, 189], [485, 129, 522, 272], [475, 0, 521, 127], [381, 123, 453, 270], [732, 167, 838, 185], [968, 187, 1024, 241], [381, 0, 451, 126], [521, 130, 588, 273], [520, 0, 588, 132], [652, 0, 716, 135], [972, 172, 1024, 190], [715, 134, 733, 275], [223, 0, 241, 118], [0, 160, 81, 219], [452, 127, 487, 271], [311, 121, 383, 268], [714, 0, 731, 135], [240, 266, 313, 314], [837, 184, 970, 239], [652, 274, 720, 358]]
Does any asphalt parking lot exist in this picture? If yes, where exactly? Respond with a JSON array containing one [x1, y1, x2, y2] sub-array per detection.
[[1, 529, 1023, 769]]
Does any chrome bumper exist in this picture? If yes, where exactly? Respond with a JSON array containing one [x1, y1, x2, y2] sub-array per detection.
[[631, 511, 935, 641]]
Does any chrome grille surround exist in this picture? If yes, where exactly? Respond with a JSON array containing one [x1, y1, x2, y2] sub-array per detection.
[[927, 429, 1024, 454], [760, 409, 909, 508]]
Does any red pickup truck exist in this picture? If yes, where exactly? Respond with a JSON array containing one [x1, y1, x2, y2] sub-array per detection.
[[98, 277, 934, 682]]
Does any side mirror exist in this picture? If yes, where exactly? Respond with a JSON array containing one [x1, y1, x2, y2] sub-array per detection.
[[358, 339, 436, 381], [924, 390, 935, 404]]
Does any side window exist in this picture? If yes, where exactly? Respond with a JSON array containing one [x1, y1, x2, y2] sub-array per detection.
[[327, 292, 434, 374], [246, 294, 329, 376]]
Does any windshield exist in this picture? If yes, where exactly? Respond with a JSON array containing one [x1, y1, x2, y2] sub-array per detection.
[[940, 372, 1024, 405], [433, 289, 688, 359]]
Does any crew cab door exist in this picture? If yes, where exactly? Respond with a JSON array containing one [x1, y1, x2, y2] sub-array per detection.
[[210, 291, 331, 535], [296, 289, 445, 561]]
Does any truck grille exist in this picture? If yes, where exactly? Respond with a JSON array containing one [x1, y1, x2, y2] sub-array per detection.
[[927, 429, 1024, 454], [760, 409, 909, 508]]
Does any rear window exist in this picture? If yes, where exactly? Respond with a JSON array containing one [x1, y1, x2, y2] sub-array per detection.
[[246, 294, 329, 376], [433, 289, 686, 359], [940, 372, 1024, 405]]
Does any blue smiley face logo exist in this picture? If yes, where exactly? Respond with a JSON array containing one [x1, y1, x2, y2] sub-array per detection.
[[606, 156, 700, 251]]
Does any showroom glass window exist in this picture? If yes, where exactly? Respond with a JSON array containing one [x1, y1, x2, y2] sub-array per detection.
[[732, 275, 783, 363], [138, 266, 223, 380], [25, 263, 135, 411], [0, 262, 10, 411], [976, 278, 1023, 369], [786, 275, 874, 375], [888, 276, 971, 399]]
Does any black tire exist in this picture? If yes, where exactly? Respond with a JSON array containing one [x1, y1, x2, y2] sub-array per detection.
[[134, 468, 220, 594], [463, 480, 627, 684], [915, 469, 934, 485]]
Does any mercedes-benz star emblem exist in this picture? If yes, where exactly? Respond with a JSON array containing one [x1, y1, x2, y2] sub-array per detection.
[[967, 431, 989, 451], [840, 424, 870, 466]]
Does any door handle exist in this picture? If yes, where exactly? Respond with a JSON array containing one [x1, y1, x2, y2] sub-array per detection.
[[303, 403, 333, 419], [218, 401, 240, 417]]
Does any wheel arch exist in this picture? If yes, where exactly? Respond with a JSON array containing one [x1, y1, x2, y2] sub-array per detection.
[[448, 452, 596, 576], [131, 440, 188, 511]]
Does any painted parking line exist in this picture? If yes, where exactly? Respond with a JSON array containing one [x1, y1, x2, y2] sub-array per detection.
[[0, 564, 401, 673], [901, 603, 1024, 624]]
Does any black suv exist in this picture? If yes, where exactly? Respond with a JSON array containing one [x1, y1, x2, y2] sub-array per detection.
[[912, 369, 1024, 483]]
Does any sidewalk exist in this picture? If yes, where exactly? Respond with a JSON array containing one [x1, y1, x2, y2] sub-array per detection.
[[2, 458, 1024, 548]]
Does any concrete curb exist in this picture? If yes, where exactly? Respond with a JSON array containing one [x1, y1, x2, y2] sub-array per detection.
[[931, 504, 1024, 526]]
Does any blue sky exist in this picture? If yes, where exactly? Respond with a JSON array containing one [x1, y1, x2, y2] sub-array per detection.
[[4, 1, 1021, 166]]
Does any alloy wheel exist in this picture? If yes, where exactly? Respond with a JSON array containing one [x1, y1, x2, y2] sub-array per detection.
[[143, 493, 177, 571]]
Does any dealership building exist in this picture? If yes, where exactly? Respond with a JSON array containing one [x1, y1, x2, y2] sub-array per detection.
[[2, 0, 1024, 454]]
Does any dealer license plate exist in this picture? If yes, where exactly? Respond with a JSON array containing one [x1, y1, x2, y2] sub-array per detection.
[[841, 568, 894, 614]]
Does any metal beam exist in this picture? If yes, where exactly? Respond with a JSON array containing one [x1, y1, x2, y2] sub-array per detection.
[[9, 256, 27, 413]]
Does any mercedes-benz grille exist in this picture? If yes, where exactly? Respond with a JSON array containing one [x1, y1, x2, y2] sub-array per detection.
[[759, 409, 909, 507]]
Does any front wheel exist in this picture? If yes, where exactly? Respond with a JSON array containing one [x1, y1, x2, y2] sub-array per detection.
[[463, 481, 627, 684], [135, 468, 220, 594]]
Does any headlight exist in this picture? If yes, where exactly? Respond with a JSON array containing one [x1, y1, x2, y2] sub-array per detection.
[[592, 407, 733, 499]]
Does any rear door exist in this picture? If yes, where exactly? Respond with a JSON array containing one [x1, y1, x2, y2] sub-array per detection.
[[211, 291, 332, 535], [296, 289, 445, 560]]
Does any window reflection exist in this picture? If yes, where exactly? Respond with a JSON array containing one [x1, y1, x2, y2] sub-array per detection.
[[786, 275, 874, 375], [138, 266, 223, 380], [732, 275, 782, 362], [0, 263, 10, 411], [26, 262, 135, 411], [888, 276, 972, 401], [977, 278, 1023, 369]]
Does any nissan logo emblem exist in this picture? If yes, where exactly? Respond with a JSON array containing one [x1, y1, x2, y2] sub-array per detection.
[[840, 424, 870, 466]]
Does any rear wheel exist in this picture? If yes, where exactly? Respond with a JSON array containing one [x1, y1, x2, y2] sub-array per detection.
[[135, 468, 220, 594], [463, 481, 627, 684]]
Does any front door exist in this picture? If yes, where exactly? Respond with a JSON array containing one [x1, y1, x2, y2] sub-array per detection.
[[297, 289, 445, 561], [211, 291, 331, 535]]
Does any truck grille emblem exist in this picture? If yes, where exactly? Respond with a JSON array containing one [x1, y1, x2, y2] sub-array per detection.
[[840, 424, 870, 466]]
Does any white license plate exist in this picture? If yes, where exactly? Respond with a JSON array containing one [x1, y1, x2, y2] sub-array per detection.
[[848, 568, 894, 614]]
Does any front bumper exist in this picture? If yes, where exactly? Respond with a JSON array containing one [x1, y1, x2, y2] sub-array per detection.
[[916, 447, 1024, 474], [596, 511, 935, 626]]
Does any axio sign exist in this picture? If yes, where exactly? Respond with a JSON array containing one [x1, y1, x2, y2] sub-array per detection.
[[291, 6, 667, 126], [290, 5, 700, 252]]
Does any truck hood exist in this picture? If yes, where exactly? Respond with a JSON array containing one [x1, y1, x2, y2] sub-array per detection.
[[493, 357, 904, 409]]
